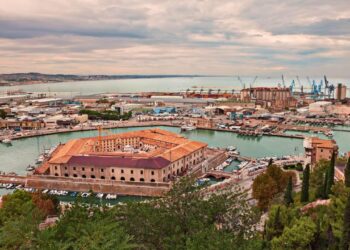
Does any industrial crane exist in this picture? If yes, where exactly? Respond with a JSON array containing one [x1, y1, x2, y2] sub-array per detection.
[[289, 80, 295, 95], [296, 76, 303, 94]]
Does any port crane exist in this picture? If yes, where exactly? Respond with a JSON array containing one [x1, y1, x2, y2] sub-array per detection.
[[324, 75, 335, 98], [289, 80, 295, 95]]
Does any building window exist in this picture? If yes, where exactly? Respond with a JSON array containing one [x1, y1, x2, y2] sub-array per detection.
[[54, 166, 57, 170], [91, 168, 94, 172], [82, 175, 86, 178], [130, 177, 135, 181], [140, 178, 144, 182], [112, 169, 114, 173], [150, 179, 155, 182], [64, 173, 69, 177], [131, 170, 133, 174], [101, 169, 104, 172], [151, 171, 154, 175], [111, 176, 116, 180], [73, 167, 76, 170], [101, 176, 105, 179], [73, 174, 77, 178], [54, 173, 58, 176], [82, 167, 85, 171], [64, 167, 67, 170], [121, 169, 124, 174], [120, 177, 125, 181], [91, 175, 96, 179], [140, 170, 143, 175]]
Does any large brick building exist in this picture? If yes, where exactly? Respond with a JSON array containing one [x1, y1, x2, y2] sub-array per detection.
[[304, 137, 338, 166], [37, 129, 207, 183]]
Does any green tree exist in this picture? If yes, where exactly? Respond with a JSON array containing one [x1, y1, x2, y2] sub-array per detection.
[[323, 170, 330, 199], [116, 177, 260, 249], [0, 109, 6, 119], [252, 173, 278, 210], [271, 217, 317, 250], [345, 157, 350, 188], [284, 176, 294, 206], [326, 153, 336, 197], [301, 164, 310, 202], [341, 194, 350, 250]]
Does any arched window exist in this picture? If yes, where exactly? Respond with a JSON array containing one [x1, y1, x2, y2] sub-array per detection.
[[111, 176, 116, 180], [163, 177, 166, 182], [101, 176, 105, 179], [91, 175, 96, 179], [54, 173, 58, 176], [73, 174, 78, 178], [120, 177, 125, 181], [140, 178, 145, 182], [130, 177, 135, 181], [82, 175, 86, 178], [64, 173, 69, 177], [151, 179, 155, 182]]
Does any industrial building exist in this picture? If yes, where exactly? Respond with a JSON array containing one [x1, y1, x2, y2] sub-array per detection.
[[240, 87, 297, 111]]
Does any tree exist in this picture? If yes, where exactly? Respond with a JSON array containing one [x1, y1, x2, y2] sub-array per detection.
[[268, 158, 273, 167], [326, 153, 336, 197], [271, 217, 317, 250], [0, 109, 6, 119], [301, 164, 310, 202], [341, 194, 350, 250], [252, 173, 278, 210], [284, 176, 294, 206], [345, 157, 350, 188], [116, 177, 260, 249], [323, 170, 329, 199]]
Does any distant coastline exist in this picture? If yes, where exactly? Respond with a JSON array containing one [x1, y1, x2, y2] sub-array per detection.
[[0, 73, 206, 86]]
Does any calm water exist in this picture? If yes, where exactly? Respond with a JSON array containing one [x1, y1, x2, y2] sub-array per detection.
[[0, 126, 304, 175], [1, 76, 349, 97], [284, 128, 350, 155]]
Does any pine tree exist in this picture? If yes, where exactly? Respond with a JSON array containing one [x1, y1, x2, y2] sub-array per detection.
[[268, 158, 273, 167], [284, 176, 293, 205], [341, 194, 350, 250], [326, 153, 336, 197], [345, 157, 350, 188], [301, 164, 310, 202], [322, 170, 329, 199]]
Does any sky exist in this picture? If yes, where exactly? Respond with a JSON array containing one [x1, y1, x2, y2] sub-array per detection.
[[0, 0, 349, 77]]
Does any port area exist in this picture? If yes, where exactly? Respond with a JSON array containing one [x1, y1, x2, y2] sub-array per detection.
[[195, 150, 304, 197]]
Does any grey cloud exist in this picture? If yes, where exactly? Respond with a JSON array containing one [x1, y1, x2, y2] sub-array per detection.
[[271, 18, 350, 36]]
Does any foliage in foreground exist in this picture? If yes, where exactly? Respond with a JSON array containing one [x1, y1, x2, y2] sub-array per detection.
[[0, 178, 262, 250]]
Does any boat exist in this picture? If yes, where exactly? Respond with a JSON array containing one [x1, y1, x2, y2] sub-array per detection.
[[2, 138, 12, 145], [326, 131, 334, 137], [96, 193, 104, 199], [180, 125, 196, 132], [26, 165, 35, 171], [106, 194, 117, 200], [226, 146, 237, 151], [36, 154, 45, 164]]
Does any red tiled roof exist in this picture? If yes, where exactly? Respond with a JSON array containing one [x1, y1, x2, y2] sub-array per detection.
[[67, 155, 170, 169]]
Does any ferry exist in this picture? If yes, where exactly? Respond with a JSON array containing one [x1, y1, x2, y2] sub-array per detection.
[[180, 125, 196, 132]]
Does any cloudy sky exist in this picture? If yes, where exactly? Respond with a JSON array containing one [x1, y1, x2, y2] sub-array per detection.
[[0, 0, 349, 77]]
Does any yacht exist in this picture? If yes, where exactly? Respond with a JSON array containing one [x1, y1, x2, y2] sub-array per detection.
[[180, 125, 196, 132]]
